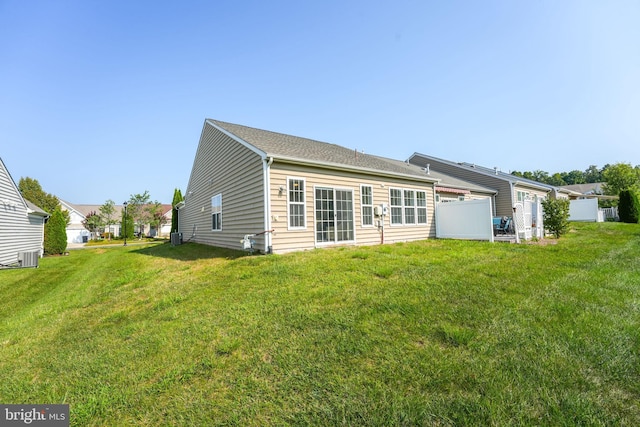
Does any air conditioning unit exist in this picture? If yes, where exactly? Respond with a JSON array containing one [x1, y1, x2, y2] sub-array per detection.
[[170, 232, 182, 246], [18, 251, 40, 268]]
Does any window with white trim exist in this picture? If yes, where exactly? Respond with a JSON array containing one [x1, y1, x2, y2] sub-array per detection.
[[390, 188, 403, 225], [404, 190, 415, 224], [417, 191, 427, 224], [390, 187, 424, 225], [517, 190, 530, 202], [361, 185, 373, 226], [288, 178, 306, 229], [211, 193, 222, 231]]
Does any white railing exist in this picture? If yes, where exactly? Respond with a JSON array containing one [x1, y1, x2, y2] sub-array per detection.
[[600, 207, 619, 221]]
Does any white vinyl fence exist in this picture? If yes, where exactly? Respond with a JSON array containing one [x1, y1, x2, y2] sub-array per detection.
[[569, 198, 601, 222], [435, 198, 494, 241]]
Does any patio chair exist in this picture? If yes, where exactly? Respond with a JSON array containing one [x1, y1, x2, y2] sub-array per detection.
[[494, 216, 512, 235]]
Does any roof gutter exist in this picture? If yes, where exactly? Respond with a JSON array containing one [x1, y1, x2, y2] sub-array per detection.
[[513, 180, 552, 193]]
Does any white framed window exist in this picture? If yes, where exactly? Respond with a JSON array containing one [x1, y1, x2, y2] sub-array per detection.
[[360, 185, 373, 227], [417, 191, 427, 224], [390, 188, 403, 225], [211, 193, 222, 231], [288, 177, 306, 229], [390, 187, 424, 226], [404, 190, 415, 224], [517, 191, 530, 202]]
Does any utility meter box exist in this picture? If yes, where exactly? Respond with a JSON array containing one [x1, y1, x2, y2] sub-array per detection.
[[374, 204, 388, 216]]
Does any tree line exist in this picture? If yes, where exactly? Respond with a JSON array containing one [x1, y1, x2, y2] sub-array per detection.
[[511, 162, 640, 196]]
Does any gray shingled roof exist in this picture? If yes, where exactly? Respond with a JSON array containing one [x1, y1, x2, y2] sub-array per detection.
[[209, 120, 437, 181], [24, 199, 49, 216], [378, 156, 497, 194]]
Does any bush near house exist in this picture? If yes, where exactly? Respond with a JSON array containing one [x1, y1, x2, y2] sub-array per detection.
[[43, 207, 68, 254], [618, 189, 640, 224], [541, 198, 570, 238]]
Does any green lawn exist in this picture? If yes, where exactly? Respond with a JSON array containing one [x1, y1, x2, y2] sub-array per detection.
[[1, 223, 638, 426]]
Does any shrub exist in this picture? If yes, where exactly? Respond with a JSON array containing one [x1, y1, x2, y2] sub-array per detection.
[[121, 212, 135, 239], [541, 198, 570, 238], [44, 207, 68, 254], [618, 190, 640, 224]]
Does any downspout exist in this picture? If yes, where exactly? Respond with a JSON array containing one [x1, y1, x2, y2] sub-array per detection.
[[432, 184, 438, 239], [263, 156, 274, 253]]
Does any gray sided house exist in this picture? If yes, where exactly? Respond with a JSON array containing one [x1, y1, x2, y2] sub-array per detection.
[[180, 120, 441, 254], [0, 157, 49, 268], [408, 153, 570, 217]]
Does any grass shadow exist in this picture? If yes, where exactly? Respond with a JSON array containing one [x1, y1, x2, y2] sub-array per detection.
[[133, 242, 246, 261]]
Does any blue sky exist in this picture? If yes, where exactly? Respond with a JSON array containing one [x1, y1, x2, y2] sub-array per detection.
[[1, 0, 638, 204]]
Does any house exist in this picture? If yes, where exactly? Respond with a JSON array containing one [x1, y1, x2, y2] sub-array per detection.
[[60, 201, 173, 242], [147, 204, 173, 237], [0, 157, 49, 268], [560, 183, 615, 200], [408, 153, 573, 217], [59, 200, 96, 243], [179, 119, 445, 254]]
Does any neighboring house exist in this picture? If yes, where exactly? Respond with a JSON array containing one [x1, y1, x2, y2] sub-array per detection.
[[59, 200, 96, 243], [179, 119, 443, 254], [0, 157, 49, 267], [148, 204, 173, 237], [408, 153, 573, 217], [60, 200, 172, 242], [560, 183, 615, 201]]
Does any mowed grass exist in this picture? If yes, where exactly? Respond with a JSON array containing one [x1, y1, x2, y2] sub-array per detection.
[[1, 223, 639, 426]]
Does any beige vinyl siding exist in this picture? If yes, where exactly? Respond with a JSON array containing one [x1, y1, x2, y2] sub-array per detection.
[[512, 186, 549, 204], [0, 161, 46, 266], [179, 123, 266, 251], [268, 163, 436, 253]]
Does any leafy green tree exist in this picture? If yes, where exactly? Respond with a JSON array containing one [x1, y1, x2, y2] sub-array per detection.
[[43, 207, 68, 254], [618, 190, 640, 224], [171, 188, 184, 233], [128, 191, 151, 238], [18, 177, 59, 213], [561, 170, 585, 185], [602, 162, 640, 196], [541, 198, 570, 239], [548, 173, 566, 186], [100, 200, 117, 240], [18, 177, 69, 253], [146, 201, 167, 237], [531, 170, 550, 183], [584, 165, 602, 183], [82, 211, 103, 239]]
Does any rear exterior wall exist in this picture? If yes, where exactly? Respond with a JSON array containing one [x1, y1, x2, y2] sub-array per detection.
[[268, 163, 436, 253], [0, 162, 46, 266], [179, 124, 267, 251]]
